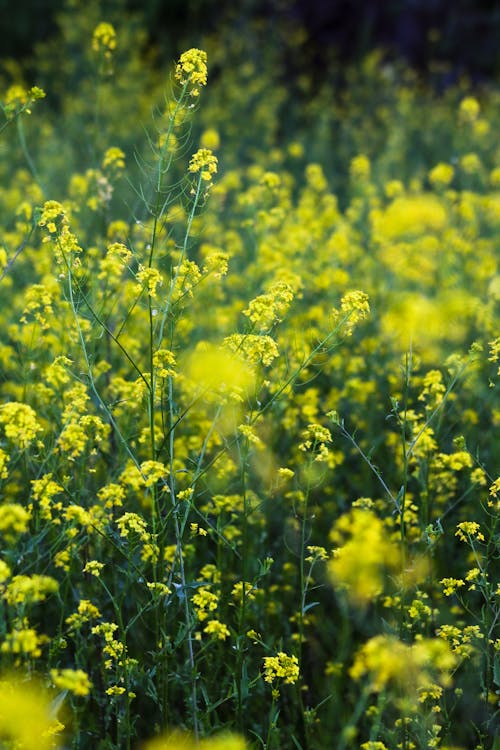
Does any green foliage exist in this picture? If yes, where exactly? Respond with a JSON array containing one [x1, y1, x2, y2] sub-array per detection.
[[0, 3, 499, 750]]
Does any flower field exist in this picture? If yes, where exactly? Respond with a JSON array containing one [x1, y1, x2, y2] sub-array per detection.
[[0, 3, 499, 749]]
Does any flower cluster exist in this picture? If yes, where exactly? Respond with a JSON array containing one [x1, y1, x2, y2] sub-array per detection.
[[188, 148, 218, 181], [175, 48, 208, 96], [263, 652, 299, 686], [92, 22, 116, 59]]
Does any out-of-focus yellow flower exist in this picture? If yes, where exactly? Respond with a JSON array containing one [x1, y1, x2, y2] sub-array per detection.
[[200, 128, 220, 150], [184, 341, 255, 401], [373, 195, 446, 240], [350, 634, 455, 695], [102, 146, 125, 172], [0, 673, 60, 750], [143, 730, 246, 750], [460, 152, 482, 174], [459, 96, 480, 123], [429, 162, 454, 187], [3, 84, 45, 118], [50, 668, 92, 696], [0, 401, 43, 450], [92, 22, 116, 59], [329, 508, 400, 605], [350, 154, 371, 181]]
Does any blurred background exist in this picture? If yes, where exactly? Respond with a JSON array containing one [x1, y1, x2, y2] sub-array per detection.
[[2, 0, 500, 82]]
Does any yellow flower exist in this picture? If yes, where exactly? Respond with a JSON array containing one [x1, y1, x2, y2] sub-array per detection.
[[350, 154, 371, 181], [0, 559, 11, 584], [429, 162, 454, 188], [20, 283, 54, 329], [202, 251, 229, 278], [83, 561, 104, 577], [184, 341, 255, 401], [288, 141, 304, 158], [175, 48, 208, 96], [460, 153, 482, 174], [237, 424, 263, 447], [1, 626, 47, 658], [50, 668, 92, 696], [305, 545, 328, 562], [203, 619, 230, 640], [117, 512, 149, 541], [489, 477, 500, 498], [153, 349, 176, 378], [231, 581, 256, 605], [350, 635, 455, 695], [147, 582, 171, 596], [4, 574, 58, 606], [98, 242, 132, 282], [192, 588, 219, 621], [490, 167, 500, 187], [140, 460, 167, 487], [305, 163, 328, 191], [263, 652, 299, 685], [200, 128, 220, 150], [334, 290, 370, 336], [459, 96, 480, 123], [188, 148, 218, 181], [136, 265, 163, 298], [38, 199, 65, 233], [384, 179, 404, 198], [329, 508, 400, 605], [3, 84, 45, 118], [0, 503, 30, 541], [97, 482, 126, 510], [243, 281, 294, 331], [92, 22, 116, 58], [143, 730, 246, 750], [224, 333, 279, 366], [0, 401, 43, 450], [102, 146, 125, 172], [455, 521, 485, 543], [440, 578, 465, 596], [0, 674, 55, 750], [373, 195, 446, 239], [106, 685, 126, 696], [65, 600, 102, 630], [299, 423, 332, 463]]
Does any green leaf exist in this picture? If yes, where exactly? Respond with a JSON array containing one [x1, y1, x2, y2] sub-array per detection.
[[493, 653, 500, 687]]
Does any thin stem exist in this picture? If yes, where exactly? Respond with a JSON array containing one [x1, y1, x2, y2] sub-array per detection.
[[336, 422, 398, 508], [62, 249, 140, 472], [17, 117, 45, 192], [189, 320, 351, 489], [0, 227, 34, 283]]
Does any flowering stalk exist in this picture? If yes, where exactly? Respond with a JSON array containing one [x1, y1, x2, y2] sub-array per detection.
[[138, 50, 210, 737]]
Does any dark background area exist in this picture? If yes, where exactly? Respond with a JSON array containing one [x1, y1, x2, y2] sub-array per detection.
[[2, 0, 500, 81]]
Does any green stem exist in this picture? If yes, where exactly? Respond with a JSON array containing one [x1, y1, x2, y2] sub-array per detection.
[[265, 694, 279, 750], [62, 247, 140, 474], [17, 117, 44, 192]]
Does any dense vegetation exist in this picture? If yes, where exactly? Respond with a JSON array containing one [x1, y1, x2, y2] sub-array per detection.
[[0, 2, 499, 749]]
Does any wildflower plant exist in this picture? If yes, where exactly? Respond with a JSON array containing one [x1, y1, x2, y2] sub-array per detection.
[[0, 4, 499, 750]]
